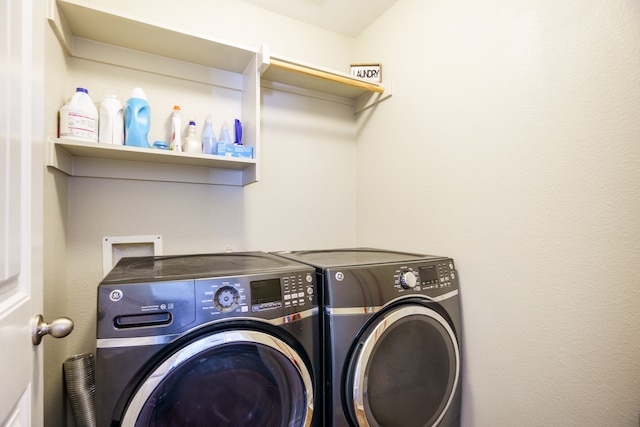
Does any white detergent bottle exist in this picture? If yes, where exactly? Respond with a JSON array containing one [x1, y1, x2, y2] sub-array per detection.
[[98, 89, 124, 144], [59, 87, 98, 142], [184, 120, 201, 153]]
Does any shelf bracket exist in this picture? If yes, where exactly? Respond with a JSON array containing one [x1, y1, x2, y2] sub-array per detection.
[[47, 0, 73, 55], [46, 137, 73, 175], [258, 44, 270, 74], [354, 80, 393, 114]]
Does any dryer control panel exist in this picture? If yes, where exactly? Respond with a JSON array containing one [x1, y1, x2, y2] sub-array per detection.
[[313, 253, 458, 309], [195, 270, 316, 322], [394, 259, 457, 293]]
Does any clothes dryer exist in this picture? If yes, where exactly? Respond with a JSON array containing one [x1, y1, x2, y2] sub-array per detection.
[[96, 252, 320, 427], [275, 248, 461, 427]]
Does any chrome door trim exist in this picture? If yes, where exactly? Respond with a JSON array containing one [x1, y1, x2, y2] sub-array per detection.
[[326, 290, 458, 316], [328, 306, 381, 316], [120, 329, 314, 427], [351, 305, 460, 427], [97, 334, 181, 348], [97, 306, 318, 349]]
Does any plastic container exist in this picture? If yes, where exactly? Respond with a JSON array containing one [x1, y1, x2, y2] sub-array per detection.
[[170, 105, 182, 152], [124, 87, 151, 148], [59, 87, 98, 142], [184, 120, 201, 153], [98, 89, 124, 145], [219, 121, 232, 145], [202, 116, 217, 155]]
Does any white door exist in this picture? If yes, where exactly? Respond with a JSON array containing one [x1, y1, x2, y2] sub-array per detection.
[[0, 0, 45, 425]]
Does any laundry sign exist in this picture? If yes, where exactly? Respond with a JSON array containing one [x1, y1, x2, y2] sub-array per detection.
[[350, 64, 382, 82]]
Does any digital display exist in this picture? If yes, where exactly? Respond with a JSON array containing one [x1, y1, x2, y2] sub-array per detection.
[[250, 278, 282, 305], [419, 265, 439, 283]]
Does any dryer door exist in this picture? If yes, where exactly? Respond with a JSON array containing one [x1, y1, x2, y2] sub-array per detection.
[[347, 305, 460, 427], [120, 329, 314, 427]]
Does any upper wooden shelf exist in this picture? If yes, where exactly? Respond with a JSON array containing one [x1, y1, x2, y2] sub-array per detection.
[[262, 55, 385, 100], [52, 0, 386, 100]]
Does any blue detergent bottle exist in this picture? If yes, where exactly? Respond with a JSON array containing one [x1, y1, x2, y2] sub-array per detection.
[[125, 87, 151, 148]]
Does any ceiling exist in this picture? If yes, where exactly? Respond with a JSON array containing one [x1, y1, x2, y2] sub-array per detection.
[[238, 0, 400, 38]]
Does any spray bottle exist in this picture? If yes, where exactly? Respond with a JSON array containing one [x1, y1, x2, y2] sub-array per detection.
[[170, 105, 182, 151], [202, 116, 217, 155]]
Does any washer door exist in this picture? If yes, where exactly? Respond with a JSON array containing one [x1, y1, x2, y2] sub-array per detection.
[[347, 305, 460, 427], [121, 329, 314, 427]]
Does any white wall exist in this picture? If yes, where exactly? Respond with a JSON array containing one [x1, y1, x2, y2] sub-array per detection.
[[356, 0, 640, 425], [43, 16, 72, 425], [43, 1, 358, 425], [78, 0, 355, 70], [44, 0, 640, 426]]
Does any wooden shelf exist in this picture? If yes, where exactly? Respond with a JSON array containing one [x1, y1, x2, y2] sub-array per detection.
[[48, 138, 257, 186], [262, 55, 385, 100]]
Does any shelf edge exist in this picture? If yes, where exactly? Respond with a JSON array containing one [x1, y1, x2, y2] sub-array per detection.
[[268, 58, 385, 94]]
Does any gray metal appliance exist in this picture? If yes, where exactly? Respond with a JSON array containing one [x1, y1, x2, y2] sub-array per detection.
[[96, 252, 320, 427], [275, 248, 462, 427]]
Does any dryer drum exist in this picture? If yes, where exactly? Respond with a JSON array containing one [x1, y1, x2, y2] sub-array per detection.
[[120, 330, 314, 427], [347, 305, 460, 427]]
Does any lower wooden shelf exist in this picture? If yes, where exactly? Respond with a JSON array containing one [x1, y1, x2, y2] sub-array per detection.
[[47, 138, 258, 186]]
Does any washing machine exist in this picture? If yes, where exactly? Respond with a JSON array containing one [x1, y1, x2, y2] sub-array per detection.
[[275, 248, 462, 427], [95, 251, 320, 427]]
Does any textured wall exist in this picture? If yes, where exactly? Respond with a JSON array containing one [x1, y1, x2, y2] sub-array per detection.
[[44, 2, 359, 426], [45, 0, 640, 425], [356, 0, 640, 425]]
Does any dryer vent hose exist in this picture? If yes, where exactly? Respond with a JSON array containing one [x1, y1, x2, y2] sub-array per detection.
[[64, 353, 96, 427]]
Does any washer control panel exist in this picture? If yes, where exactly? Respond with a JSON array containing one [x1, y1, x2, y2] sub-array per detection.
[[196, 270, 316, 320], [394, 259, 457, 293]]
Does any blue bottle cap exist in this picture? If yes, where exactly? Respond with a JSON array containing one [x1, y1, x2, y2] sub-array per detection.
[[153, 141, 169, 150]]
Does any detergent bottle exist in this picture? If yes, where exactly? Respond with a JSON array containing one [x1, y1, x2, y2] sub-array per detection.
[[59, 87, 98, 142], [184, 120, 201, 153], [98, 89, 124, 144], [124, 87, 150, 148]]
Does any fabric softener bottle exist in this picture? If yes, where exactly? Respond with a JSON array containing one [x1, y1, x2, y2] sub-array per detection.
[[99, 89, 124, 144], [125, 87, 151, 148]]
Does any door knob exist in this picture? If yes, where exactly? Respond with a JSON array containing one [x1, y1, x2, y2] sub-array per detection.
[[32, 314, 74, 345]]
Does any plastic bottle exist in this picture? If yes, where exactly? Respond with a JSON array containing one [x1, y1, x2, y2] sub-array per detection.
[[124, 87, 151, 148], [98, 89, 124, 144], [184, 120, 201, 153], [170, 105, 182, 152], [219, 121, 232, 145], [59, 87, 98, 142], [201, 116, 217, 155]]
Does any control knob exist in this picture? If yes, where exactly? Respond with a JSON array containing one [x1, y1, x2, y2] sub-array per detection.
[[399, 270, 418, 289], [215, 286, 239, 312]]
